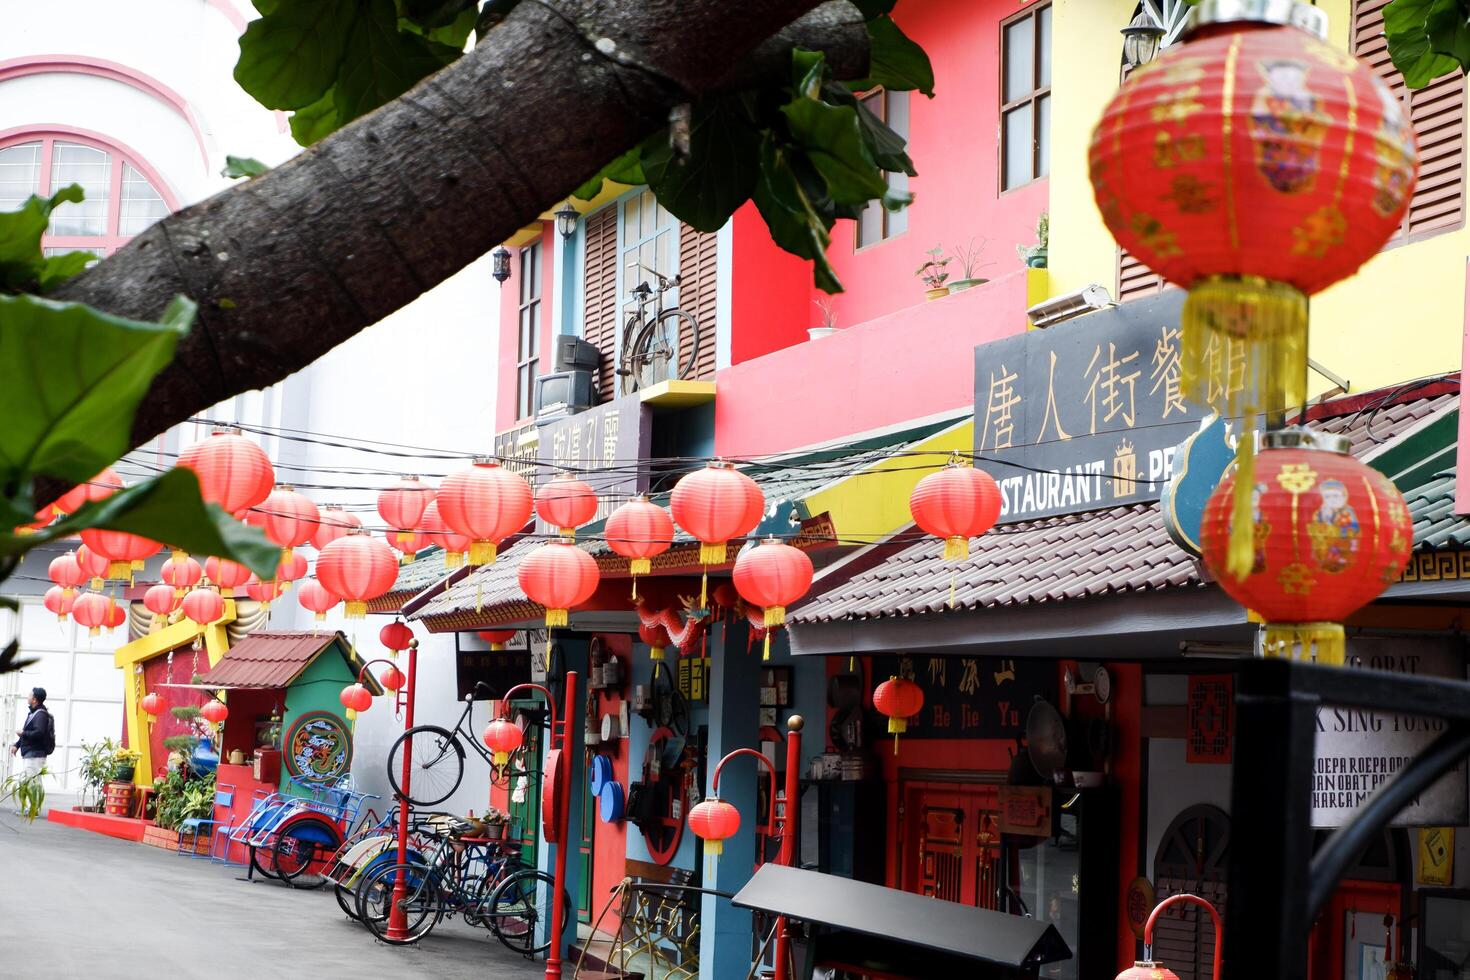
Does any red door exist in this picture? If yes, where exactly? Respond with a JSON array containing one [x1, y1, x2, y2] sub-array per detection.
[[1309, 880, 1402, 980], [900, 781, 1003, 909]]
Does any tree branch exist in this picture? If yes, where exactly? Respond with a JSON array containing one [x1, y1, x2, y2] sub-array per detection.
[[48, 0, 866, 479]]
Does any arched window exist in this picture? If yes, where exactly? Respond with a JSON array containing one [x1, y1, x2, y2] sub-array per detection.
[[0, 132, 174, 259]]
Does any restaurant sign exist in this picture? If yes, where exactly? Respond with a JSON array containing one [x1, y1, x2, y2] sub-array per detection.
[[873, 654, 1053, 740], [974, 290, 1240, 523]]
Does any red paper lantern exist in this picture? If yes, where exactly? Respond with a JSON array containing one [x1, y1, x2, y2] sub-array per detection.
[[200, 699, 229, 725], [378, 665, 406, 693], [421, 500, 470, 568], [182, 588, 225, 626], [143, 583, 179, 626], [313, 506, 361, 550], [638, 622, 672, 662], [436, 458, 534, 565], [535, 472, 598, 539], [43, 585, 74, 622], [161, 555, 202, 597], [71, 591, 111, 636], [1090, 7, 1416, 433], [481, 718, 523, 766], [140, 691, 167, 717], [204, 555, 253, 591], [387, 529, 428, 562], [276, 551, 308, 584], [48, 552, 86, 596], [477, 629, 516, 650], [1200, 429, 1412, 665], [670, 461, 764, 566], [247, 485, 318, 561], [1116, 966, 1181, 980], [80, 528, 159, 581], [54, 467, 122, 515], [910, 461, 1002, 560], [340, 683, 373, 713], [873, 676, 924, 753], [380, 621, 414, 652], [74, 543, 110, 589], [177, 428, 275, 514], [316, 532, 398, 618], [688, 797, 741, 858], [245, 575, 286, 607], [105, 601, 126, 630], [733, 538, 814, 630], [605, 496, 674, 592], [377, 476, 435, 545], [517, 541, 601, 628], [295, 578, 340, 621]]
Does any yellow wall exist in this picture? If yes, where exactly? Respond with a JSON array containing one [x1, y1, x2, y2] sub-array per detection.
[[1048, 0, 1467, 395]]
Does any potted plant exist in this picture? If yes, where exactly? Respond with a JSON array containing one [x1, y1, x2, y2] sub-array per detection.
[[949, 237, 993, 292], [109, 746, 141, 783], [146, 770, 216, 850], [916, 245, 952, 300], [809, 297, 839, 340], [482, 805, 509, 841], [1017, 211, 1049, 268], [78, 737, 118, 811]]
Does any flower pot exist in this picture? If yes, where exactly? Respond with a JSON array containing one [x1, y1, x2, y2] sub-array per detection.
[[807, 327, 838, 340], [924, 286, 950, 301], [948, 278, 990, 293], [1026, 250, 1048, 269], [111, 764, 135, 782]]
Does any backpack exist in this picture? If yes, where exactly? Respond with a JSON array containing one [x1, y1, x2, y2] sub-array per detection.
[[40, 709, 55, 755]]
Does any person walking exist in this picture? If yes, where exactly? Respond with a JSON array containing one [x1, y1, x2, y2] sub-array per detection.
[[11, 687, 55, 780]]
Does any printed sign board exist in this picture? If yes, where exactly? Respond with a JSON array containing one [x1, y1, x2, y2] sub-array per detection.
[[872, 654, 1053, 740], [456, 648, 532, 702]]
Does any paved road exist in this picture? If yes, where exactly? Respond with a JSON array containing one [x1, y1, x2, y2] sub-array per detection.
[[0, 806, 546, 980]]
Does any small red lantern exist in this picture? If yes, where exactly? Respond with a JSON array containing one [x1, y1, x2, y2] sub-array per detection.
[[378, 665, 406, 692], [670, 461, 764, 567], [312, 506, 361, 550], [48, 552, 86, 596], [43, 585, 75, 622], [140, 691, 167, 717], [688, 797, 741, 858], [387, 529, 428, 562], [873, 676, 924, 754], [436, 457, 534, 565], [276, 551, 308, 584], [74, 543, 110, 589], [316, 531, 398, 618], [535, 472, 598, 539], [80, 528, 159, 581], [517, 541, 601, 628], [104, 600, 126, 631], [182, 587, 225, 626], [200, 699, 229, 725], [143, 583, 179, 627], [1200, 429, 1412, 665], [340, 683, 373, 713], [421, 500, 470, 568], [380, 621, 414, 652], [481, 718, 523, 766], [1116, 966, 1180, 980], [71, 591, 111, 636], [638, 622, 672, 662], [295, 578, 340, 621], [161, 555, 202, 597], [377, 475, 436, 546], [733, 538, 814, 660], [53, 467, 122, 515], [204, 555, 253, 591], [247, 485, 318, 561], [909, 460, 1003, 560], [177, 428, 275, 515], [606, 496, 674, 597], [478, 629, 517, 650], [245, 575, 286, 607]]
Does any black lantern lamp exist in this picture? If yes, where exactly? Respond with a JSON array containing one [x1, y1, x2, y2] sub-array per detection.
[[491, 246, 511, 284], [1120, 13, 1166, 69], [554, 201, 579, 241]]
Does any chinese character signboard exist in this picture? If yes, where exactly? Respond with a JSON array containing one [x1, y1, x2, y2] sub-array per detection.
[[872, 654, 1052, 739], [1311, 636, 1469, 827], [974, 290, 1228, 522], [457, 648, 533, 701], [535, 396, 650, 527]]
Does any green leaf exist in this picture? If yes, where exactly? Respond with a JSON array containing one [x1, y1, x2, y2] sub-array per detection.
[[289, 90, 341, 146], [0, 184, 84, 293], [234, 0, 355, 110], [334, 0, 460, 125], [1385, 0, 1466, 88], [35, 250, 95, 293], [780, 97, 890, 205], [0, 294, 192, 489], [221, 155, 270, 179], [851, 0, 896, 17], [640, 98, 762, 232], [572, 143, 649, 201], [2, 470, 279, 577], [752, 138, 842, 293], [791, 47, 827, 98], [850, 16, 935, 96], [399, 0, 475, 28], [823, 81, 916, 175], [0, 638, 38, 676]]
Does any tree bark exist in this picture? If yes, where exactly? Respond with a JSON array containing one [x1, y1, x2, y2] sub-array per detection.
[[50, 0, 867, 462]]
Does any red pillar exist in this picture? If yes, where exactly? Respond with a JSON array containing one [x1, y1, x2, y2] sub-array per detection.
[[386, 639, 418, 941], [772, 714, 803, 980], [545, 670, 578, 980]]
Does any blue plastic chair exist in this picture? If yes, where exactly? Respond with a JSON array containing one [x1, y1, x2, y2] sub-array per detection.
[[177, 782, 235, 860]]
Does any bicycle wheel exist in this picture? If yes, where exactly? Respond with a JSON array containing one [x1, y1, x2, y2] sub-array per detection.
[[631, 308, 700, 390], [248, 844, 280, 880], [387, 725, 465, 806], [357, 861, 443, 944], [334, 881, 360, 920], [273, 817, 340, 889], [486, 868, 571, 956]]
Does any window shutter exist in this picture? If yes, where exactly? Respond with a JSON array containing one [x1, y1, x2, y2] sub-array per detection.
[[1354, 0, 1466, 241], [677, 222, 718, 381], [1151, 877, 1227, 980], [1118, 247, 1168, 303], [582, 206, 619, 402]]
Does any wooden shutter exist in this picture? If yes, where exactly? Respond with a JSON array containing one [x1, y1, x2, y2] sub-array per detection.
[[581, 206, 619, 403], [677, 223, 718, 382], [1118, 247, 1168, 304], [1152, 877, 1227, 980], [1354, 0, 1466, 241]]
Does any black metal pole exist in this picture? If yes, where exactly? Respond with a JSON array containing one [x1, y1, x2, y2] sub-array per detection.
[[1306, 723, 1470, 920]]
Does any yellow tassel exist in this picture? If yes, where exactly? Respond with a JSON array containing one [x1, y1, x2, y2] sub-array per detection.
[[444, 551, 464, 569], [1181, 276, 1308, 421], [107, 560, 130, 580], [948, 572, 957, 609], [700, 570, 708, 611], [314, 611, 326, 622], [171, 549, 187, 562], [1263, 622, 1345, 665], [1225, 429, 1257, 581], [282, 547, 294, 564], [91, 576, 103, 590], [131, 559, 146, 572], [345, 599, 366, 619], [650, 645, 665, 662], [469, 541, 497, 565], [546, 608, 568, 628], [700, 542, 727, 565], [559, 527, 576, 541], [943, 536, 968, 561], [475, 580, 483, 613], [630, 558, 651, 576], [345, 708, 356, 722], [763, 631, 771, 661], [631, 575, 639, 602], [763, 606, 785, 629]]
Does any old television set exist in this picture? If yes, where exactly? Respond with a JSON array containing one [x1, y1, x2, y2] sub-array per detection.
[[553, 335, 601, 372], [534, 369, 594, 420]]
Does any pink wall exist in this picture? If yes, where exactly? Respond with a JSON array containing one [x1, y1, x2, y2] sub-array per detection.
[[731, 202, 814, 364], [714, 270, 1028, 457], [496, 223, 557, 433]]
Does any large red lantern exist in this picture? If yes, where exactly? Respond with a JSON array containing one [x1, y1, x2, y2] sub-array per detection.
[[71, 591, 111, 636], [43, 585, 74, 622], [204, 555, 253, 591], [316, 532, 398, 618], [140, 691, 167, 718], [295, 578, 340, 621], [436, 458, 534, 565], [312, 506, 361, 550], [143, 583, 179, 627], [670, 461, 764, 567], [909, 461, 1002, 560], [535, 472, 599, 539], [421, 500, 471, 568], [478, 629, 517, 650], [482, 718, 523, 766], [247, 485, 318, 561], [873, 676, 924, 754], [733, 538, 814, 660], [161, 555, 202, 597], [377, 475, 435, 546], [340, 683, 374, 714], [605, 496, 674, 596], [380, 621, 414, 652], [53, 467, 121, 515], [688, 798, 741, 858], [48, 552, 86, 597], [178, 428, 275, 514], [182, 587, 225, 626], [638, 622, 672, 662], [517, 541, 601, 628], [1090, 6, 1417, 534], [200, 699, 229, 725], [80, 528, 159, 581], [1200, 429, 1412, 665]]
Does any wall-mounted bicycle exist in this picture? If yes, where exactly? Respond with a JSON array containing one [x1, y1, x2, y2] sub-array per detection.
[[617, 266, 701, 395]]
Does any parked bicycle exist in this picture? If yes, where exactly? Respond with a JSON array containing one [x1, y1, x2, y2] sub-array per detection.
[[616, 266, 701, 395], [386, 682, 539, 806]]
